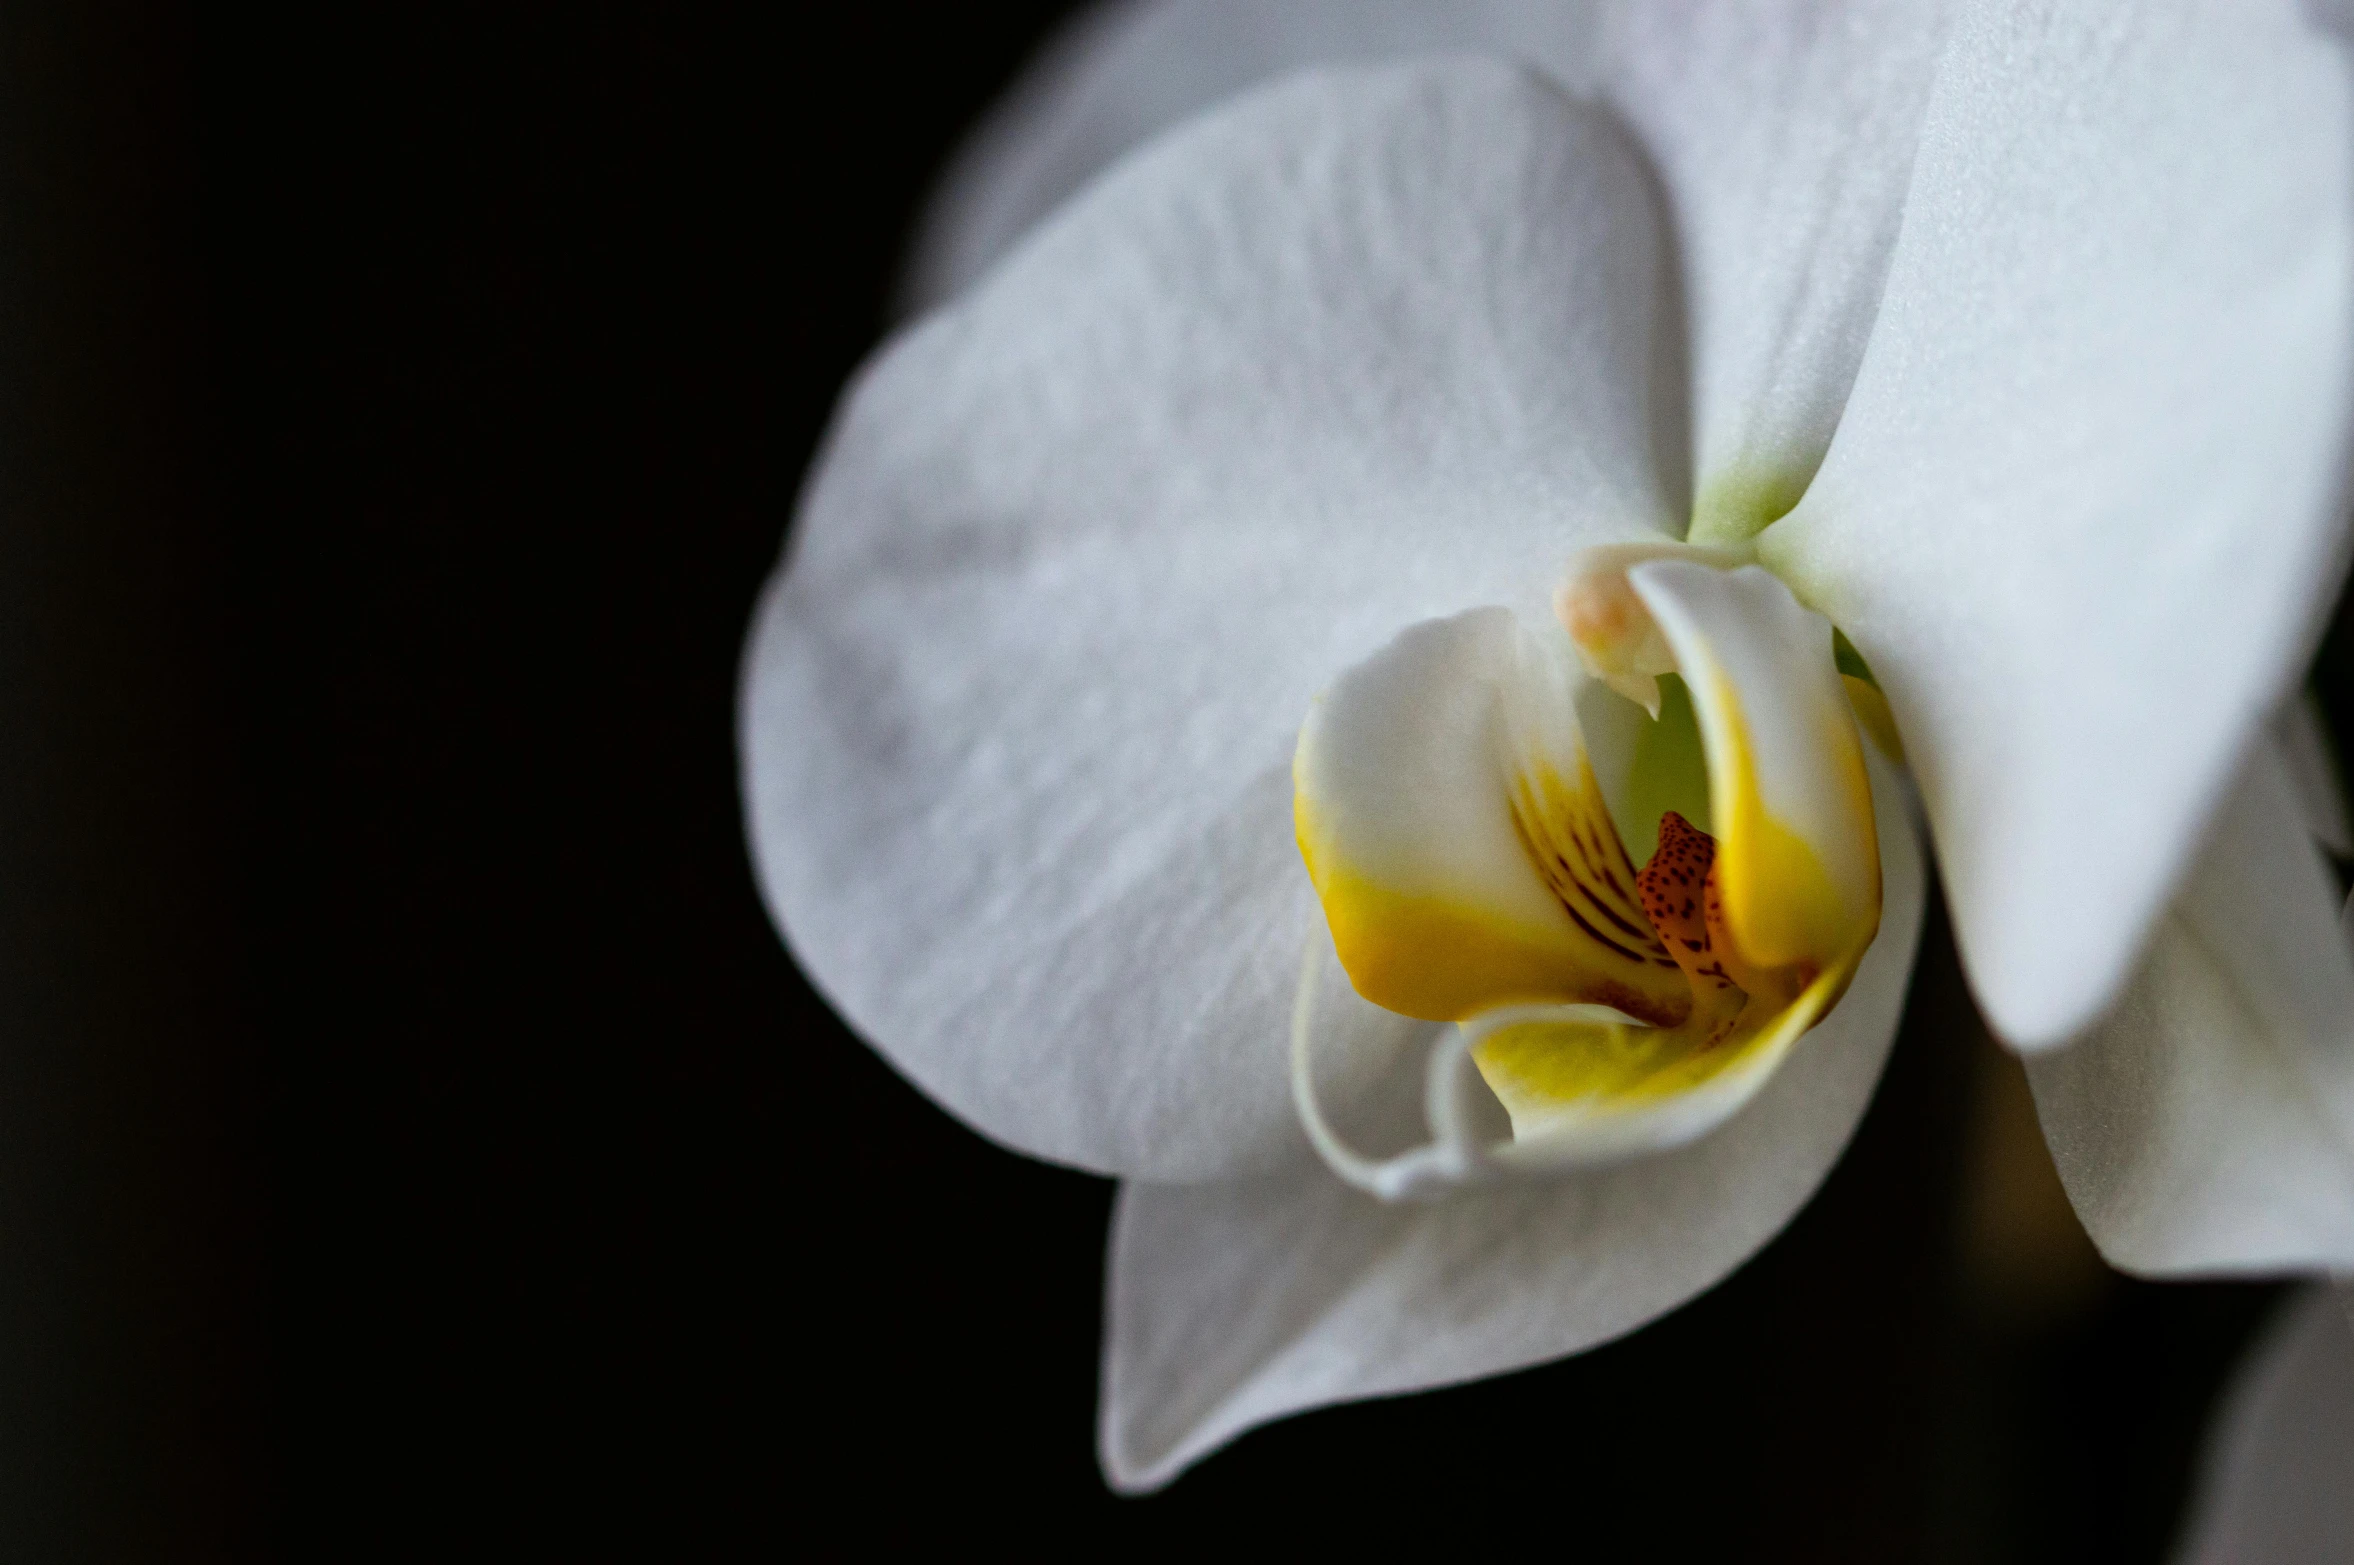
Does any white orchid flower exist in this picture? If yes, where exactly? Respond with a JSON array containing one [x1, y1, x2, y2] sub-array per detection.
[[743, 0, 2354, 1491]]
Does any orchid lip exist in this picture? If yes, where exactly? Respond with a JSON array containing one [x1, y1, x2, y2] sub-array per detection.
[[1291, 553, 1883, 1195]]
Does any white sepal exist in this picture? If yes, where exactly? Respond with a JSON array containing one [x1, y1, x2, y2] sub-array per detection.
[[1764, 0, 2354, 1049], [2026, 740, 2354, 1274]]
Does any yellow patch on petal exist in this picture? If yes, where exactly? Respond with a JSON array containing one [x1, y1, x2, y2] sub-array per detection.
[[1302, 863, 1639, 1023], [1472, 938, 1859, 1142], [1704, 665, 1878, 977], [1475, 1013, 1751, 1110], [1297, 754, 1693, 1026]]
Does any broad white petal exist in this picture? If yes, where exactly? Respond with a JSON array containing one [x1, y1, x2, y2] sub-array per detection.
[[1099, 751, 1925, 1490], [909, 0, 1957, 527], [1763, 0, 2354, 1047], [2174, 1284, 2354, 1565], [745, 63, 1675, 1180], [2026, 741, 2354, 1274]]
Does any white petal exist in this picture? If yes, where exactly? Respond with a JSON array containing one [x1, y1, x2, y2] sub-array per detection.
[[2025, 741, 2354, 1274], [1099, 745, 1925, 1489], [2174, 1284, 2354, 1565], [910, 0, 1957, 529], [744, 63, 1675, 1180], [1762, 0, 2354, 1048]]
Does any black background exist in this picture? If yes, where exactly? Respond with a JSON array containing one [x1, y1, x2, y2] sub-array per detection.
[[0, 2, 2290, 1556]]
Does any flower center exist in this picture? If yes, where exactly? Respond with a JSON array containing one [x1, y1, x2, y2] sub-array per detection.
[[1290, 547, 1886, 1179]]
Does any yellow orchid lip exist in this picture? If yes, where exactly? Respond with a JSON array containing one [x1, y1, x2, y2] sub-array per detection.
[[1291, 550, 1885, 1181]]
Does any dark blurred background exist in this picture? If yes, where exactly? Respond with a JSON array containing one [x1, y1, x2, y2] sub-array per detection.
[[0, 1, 2290, 1556]]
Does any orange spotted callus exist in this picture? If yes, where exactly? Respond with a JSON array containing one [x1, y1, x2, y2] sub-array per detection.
[[1637, 811, 1715, 958], [1637, 810, 1747, 1040]]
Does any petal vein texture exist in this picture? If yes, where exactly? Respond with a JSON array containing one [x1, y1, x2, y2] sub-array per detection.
[[908, 0, 1960, 531], [745, 62, 1679, 1178]]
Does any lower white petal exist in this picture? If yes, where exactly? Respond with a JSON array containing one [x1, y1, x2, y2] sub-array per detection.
[[2026, 740, 2354, 1274], [1099, 767, 1925, 1490], [2173, 1283, 2354, 1565]]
